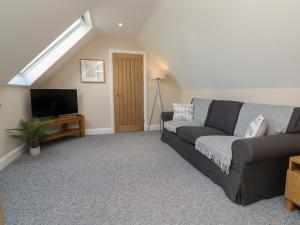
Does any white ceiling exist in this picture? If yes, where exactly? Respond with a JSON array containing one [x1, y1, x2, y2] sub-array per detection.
[[0, 0, 92, 85], [91, 0, 160, 38], [138, 0, 300, 89], [0, 0, 160, 85], [2, 0, 300, 90]]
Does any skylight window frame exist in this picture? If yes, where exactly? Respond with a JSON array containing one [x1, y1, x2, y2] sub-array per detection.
[[9, 11, 92, 86], [19, 18, 84, 75]]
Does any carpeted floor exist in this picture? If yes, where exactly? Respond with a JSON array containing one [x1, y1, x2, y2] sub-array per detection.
[[0, 131, 299, 225]]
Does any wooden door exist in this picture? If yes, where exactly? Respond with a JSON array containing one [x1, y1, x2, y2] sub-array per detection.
[[113, 53, 144, 133]]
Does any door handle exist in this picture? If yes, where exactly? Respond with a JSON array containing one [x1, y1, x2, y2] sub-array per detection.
[[114, 92, 122, 96]]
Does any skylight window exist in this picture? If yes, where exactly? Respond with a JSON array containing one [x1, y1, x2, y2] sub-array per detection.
[[9, 11, 92, 86]]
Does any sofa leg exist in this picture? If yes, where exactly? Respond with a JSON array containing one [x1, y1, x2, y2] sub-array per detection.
[[286, 199, 295, 212]]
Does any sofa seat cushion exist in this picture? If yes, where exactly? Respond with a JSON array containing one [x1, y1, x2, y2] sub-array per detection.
[[164, 120, 201, 133], [177, 126, 227, 145], [195, 136, 240, 174], [205, 100, 243, 135]]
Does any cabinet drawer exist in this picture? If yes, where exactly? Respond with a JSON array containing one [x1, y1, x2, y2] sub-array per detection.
[[285, 170, 300, 205]]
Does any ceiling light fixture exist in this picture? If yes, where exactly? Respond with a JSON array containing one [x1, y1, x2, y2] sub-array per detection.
[[118, 22, 123, 27]]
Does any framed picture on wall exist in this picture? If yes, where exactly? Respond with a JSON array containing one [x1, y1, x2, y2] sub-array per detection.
[[80, 59, 105, 83]]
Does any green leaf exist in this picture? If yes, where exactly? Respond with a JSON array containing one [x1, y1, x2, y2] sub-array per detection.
[[7, 118, 55, 146]]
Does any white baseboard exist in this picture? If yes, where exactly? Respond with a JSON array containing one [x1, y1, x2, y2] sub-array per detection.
[[86, 125, 160, 135], [0, 144, 26, 172], [146, 124, 161, 131], [85, 128, 114, 135]]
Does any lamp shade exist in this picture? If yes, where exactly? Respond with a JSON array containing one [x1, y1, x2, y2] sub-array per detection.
[[151, 70, 166, 80]]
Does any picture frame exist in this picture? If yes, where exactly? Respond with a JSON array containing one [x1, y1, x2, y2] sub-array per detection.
[[80, 59, 105, 83]]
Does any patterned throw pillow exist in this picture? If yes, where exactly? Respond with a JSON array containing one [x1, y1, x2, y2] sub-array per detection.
[[245, 115, 267, 138], [173, 103, 194, 121]]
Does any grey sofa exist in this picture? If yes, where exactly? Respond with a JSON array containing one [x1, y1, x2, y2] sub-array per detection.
[[161, 98, 300, 205]]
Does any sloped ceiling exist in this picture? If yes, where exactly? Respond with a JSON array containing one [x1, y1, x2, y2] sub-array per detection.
[[91, 0, 160, 39], [0, 0, 160, 86], [2, 0, 300, 89], [138, 0, 300, 89], [0, 0, 92, 85]]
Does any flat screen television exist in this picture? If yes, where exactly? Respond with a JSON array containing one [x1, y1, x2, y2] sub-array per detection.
[[30, 89, 78, 118]]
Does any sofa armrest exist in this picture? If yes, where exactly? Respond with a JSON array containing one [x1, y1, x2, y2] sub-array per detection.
[[161, 112, 174, 122], [232, 134, 300, 165]]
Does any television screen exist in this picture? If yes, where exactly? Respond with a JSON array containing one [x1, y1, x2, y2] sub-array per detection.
[[30, 89, 78, 118]]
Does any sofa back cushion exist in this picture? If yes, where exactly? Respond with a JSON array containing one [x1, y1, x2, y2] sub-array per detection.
[[204, 100, 243, 135], [234, 103, 294, 137], [191, 98, 212, 126], [287, 108, 300, 133]]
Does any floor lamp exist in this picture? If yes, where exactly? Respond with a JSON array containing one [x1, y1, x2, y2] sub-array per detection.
[[148, 72, 166, 132]]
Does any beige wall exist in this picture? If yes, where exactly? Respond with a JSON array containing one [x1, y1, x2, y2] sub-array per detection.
[[181, 88, 300, 106], [38, 37, 180, 130], [0, 86, 30, 158], [147, 57, 181, 124]]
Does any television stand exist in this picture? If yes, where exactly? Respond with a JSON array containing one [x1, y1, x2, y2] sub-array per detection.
[[41, 114, 85, 143]]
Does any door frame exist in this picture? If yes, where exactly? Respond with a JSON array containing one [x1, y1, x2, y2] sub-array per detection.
[[109, 49, 147, 133]]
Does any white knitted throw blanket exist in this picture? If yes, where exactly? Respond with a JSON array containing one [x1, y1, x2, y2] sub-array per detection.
[[195, 136, 240, 174]]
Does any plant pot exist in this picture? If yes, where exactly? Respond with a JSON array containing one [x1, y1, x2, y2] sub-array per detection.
[[29, 146, 40, 156]]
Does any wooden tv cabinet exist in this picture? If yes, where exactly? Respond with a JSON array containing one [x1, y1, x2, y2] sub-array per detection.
[[40, 114, 85, 143]]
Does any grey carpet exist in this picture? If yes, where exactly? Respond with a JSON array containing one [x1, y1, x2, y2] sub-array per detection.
[[0, 131, 299, 225]]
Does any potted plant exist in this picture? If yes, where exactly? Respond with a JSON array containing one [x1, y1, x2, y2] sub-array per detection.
[[8, 118, 53, 156]]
